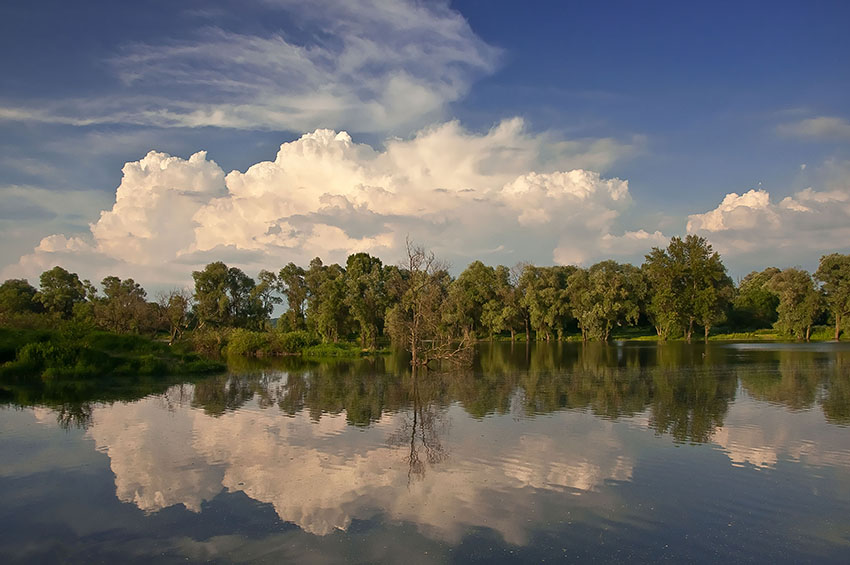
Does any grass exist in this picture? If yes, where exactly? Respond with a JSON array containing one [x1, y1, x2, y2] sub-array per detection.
[[302, 342, 389, 358], [0, 326, 224, 380]]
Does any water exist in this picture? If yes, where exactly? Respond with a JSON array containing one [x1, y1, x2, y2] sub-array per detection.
[[2, 342, 849, 563]]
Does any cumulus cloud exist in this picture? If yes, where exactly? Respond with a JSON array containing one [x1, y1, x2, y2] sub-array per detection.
[[3, 119, 644, 286], [686, 162, 850, 269], [777, 116, 850, 140], [0, 0, 499, 133]]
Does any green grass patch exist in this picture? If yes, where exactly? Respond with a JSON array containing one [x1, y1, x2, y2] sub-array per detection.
[[0, 325, 224, 380], [302, 342, 364, 357]]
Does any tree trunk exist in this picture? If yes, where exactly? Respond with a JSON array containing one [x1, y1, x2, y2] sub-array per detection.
[[806, 325, 811, 342], [686, 319, 694, 344], [510, 328, 515, 342], [704, 324, 710, 343], [836, 314, 841, 341], [525, 317, 530, 342]]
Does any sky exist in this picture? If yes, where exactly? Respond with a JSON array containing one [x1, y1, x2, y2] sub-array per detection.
[[1, 0, 849, 290]]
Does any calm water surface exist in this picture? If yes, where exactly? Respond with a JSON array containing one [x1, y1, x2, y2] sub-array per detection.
[[2, 342, 850, 563]]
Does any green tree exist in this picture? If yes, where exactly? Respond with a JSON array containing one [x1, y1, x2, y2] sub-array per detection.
[[730, 267, 780, 329], [157, 288, 193, 344], [643, 235, 730, 342], [445, 261, 497, 339], [278, 262, 308, 331], [344, 253, 387, 349], [95, 276, 151, 333], [480, 265, 521, 340], [519, 265, 574, 341], [305, 258, 350, 342], [36, 266, 86, 319], [568, 261, 645, 341], [192, 262, 267, 329], [252, 269, 281, 326], [766, 268, 823, 341], [0, 279, 42, 316], [815, 253, 850, 341], [642, 248, 680, 340]]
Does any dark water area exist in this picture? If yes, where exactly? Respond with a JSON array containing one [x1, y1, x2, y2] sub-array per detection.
[[1, 341, 849, 563]]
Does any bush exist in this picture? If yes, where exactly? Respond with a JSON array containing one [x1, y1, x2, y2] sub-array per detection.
[[275, 330, 314, 354], [226, 329, 273, 356], [302, 342, 362, 358], [189, 327, 231, 356]]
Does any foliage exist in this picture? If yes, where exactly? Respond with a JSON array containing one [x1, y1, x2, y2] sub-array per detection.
[[302, 342, 363, 357], [568, 261, 646, 341], [35, 266, 86, 319], [643, 235, 732, 341], [305, 258, 351, 342], [815, 253, 850, 340], [0, 279, 42, 317], [278, 262, 308, 331], [192, 261, 268, 329], [766, 268, 823, 340], [225, 328, 315, 356], [0, 326, 224, 380], [519, 265, 575, 341], [385, 240, 471, 366], [730, 268, 780, 329], [344, 253, 387, 349]]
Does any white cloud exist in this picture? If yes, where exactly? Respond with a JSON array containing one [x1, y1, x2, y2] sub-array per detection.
[[777, 116, 850, 140], [0, 0, 499, 134], [686, 162, 850, 269], [3, 120, 644, 286]]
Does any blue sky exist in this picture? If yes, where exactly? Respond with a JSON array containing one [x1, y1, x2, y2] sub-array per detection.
[[1, 0, 849, 287]]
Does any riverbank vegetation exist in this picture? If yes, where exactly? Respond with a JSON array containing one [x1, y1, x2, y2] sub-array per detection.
[[1, 237, 849, 375]]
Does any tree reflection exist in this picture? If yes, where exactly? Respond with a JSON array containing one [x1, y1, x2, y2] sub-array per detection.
[[4, 342, 849, 441], [822, 353, 850, 425], [387, 368, 449, 483], [648, 367, 737, 443]]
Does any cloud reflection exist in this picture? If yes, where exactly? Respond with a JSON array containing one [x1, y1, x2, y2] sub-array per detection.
[[86, 382, 634, 544]]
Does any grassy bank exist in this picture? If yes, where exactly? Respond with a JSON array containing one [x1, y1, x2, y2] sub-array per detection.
[[195, 327, 390, 359], [0, 326, 224, 380], [486, 325, 847, 343]]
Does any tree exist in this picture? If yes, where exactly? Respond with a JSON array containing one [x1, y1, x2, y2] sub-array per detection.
[[480, 265, 520, 340], [278, 262, 308, 331], [568, 261, 645, 341], [766, 268, 823, 341], [385, 240, 471, 367], [344, 253, 387, 349], [731, 268, 780, 329], [95, 276, 151, 333], [252, 269, 281, 326], [0, 279, 42, 316], [519, 266, 574, 341], [304, 258, 350, 343], [157, 288, 193, 344], [815, 253, 850, 341], [445, 261, 498, 340], [643, 235, 730, 342], [36, 266, 86, 319], [642, 248, 680, 340], [192, 262, 267, 329]]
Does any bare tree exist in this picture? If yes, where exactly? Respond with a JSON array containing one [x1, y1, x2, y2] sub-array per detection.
[[385, 239, 472, 367], [387, 368, 449, 484], [156, 288, 193, 344]]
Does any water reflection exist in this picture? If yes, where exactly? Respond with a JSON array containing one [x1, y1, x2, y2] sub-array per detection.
[[3, 341, 850, 558]]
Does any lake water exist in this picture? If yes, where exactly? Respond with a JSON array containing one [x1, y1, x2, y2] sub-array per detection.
[[2, 341, 850, 563]]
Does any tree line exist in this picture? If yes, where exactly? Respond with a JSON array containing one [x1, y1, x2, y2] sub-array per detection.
[[2, 237, 850, 356]]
